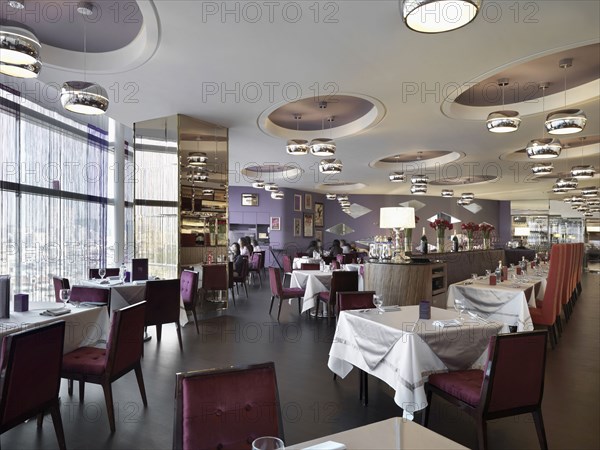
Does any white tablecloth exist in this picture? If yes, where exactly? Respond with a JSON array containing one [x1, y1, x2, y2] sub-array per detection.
[[446, 276, 545, 331], [290, 270, 333, 313], [343, 263, 365, 291], [0, 302, 110, 354], [328, 305, 505, 416], [292, 257, 322, 270]]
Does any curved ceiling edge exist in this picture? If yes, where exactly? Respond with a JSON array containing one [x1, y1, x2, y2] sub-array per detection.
[[41, 1, 161, 75]]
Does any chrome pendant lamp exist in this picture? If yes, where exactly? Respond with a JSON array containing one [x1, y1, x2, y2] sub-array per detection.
[[310, 102, 336, 156], [486, 79, 521, 133], [441, 189, 454, 197], [526, 84, 561, 159], [286, 115, 309, 155], [61, 3, 109, 115], [319, 159, 343, 174], [0, 25, 42, 79], [545, 59, 587, 135], [531, 163, 553, 175], [401, 0, 482, 33]]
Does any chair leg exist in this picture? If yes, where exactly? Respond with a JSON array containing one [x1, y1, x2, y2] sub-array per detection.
[[134, 363, 148, 407], [269, 295, 275, 314], [532, 408, 549, 450], [192, 310, 199, 335], [547, 326, 556, 349], [49, 402, 67, 450], [243, 282, 248, 298], [37, 411, 44, 427], [156, 324, 162, 342], [476, 417, 488, 450], [556, 315, 563, 335], [258, 272, 262, 287], [68, 379, 73, 396], [101, 381, 116, 433], [298, 297, 301, 315], [277, 297, 283, 321], [79, 380, 85, 401], [176, 322, 183, 351], [361, 370, 368, 406]]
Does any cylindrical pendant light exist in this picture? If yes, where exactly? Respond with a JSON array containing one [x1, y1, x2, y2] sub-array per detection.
[[486, 79, 521, 133], [0, 25, 42, 78], [545, 59, 587, 135]]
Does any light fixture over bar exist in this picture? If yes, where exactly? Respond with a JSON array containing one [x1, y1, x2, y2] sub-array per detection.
[[411, 174, 429, 184], [486, 79, 521, 133], [286, 139, 309, 156], [526, 138, 562, 159], [545, 59, 587, 135], [461, 192, 475, 201], [310, 138, 336, 157], [401, 0, 481, 33], [582, 187, 598, 197], [555, 177, 578, 190]]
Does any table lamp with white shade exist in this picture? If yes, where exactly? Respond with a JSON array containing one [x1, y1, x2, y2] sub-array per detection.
[[380, 207, 416, 262], [514, 227, 531, 247]]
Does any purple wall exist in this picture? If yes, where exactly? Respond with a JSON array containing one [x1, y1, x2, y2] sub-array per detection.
[[229, 187, 511, 255]]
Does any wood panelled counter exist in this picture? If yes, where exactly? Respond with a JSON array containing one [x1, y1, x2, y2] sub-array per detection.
[[430, 249, 504, 285], [364, 262, 447, 308]]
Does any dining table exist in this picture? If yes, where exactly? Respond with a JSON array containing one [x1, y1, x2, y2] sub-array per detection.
[[0, 302, 110, 354], [290, 269, 333, 313], [446, 272, 547, 332], [287, 417, 467, 449], [328, 305, 504, 419]]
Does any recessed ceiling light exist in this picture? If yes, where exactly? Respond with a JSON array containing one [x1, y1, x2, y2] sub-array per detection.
[[401, 0, 482, 33]]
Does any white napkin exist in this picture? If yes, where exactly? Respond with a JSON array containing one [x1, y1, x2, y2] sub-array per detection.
[[302, 441, 346, 450], [40, 307, 71, 316], [432, 319, 462, 328]]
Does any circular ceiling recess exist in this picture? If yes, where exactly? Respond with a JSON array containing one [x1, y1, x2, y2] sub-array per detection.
[[370, 151, 463, 170], [501, 135, 600, 162], [442, 43, 600, 120], [241, 164, 303, 181], [316, 181, 367, 192], [429, 175, 499, 186], [258, 94, 386, 140]]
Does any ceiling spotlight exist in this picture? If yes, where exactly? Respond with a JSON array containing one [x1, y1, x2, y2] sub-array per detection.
[[571, 165, 596, 179], [310, 138, 336, 157], [264, 183, 279, 192], [271, 191, 284, 200], [187, 152, 208, 167], [441, 189, 454, 197], [531, 163, 554, 175], [0, 26, 42, 79], [582, 187, 599, 197], [8, 0, 26, 9], [526, 138, 562, 159], [389, 172, 406, 182], [545, 59, 587, 135], [319, 159, 343, 174], [487, 79, 521, 133], [555, 177, 578, 190], [326, 193, 337, 200], [401, 0, 482, 33], [411, 174, 429, 184], [252, 180, 265, 189], [461, 192, 475, 200], [411, 183, 427, 195]]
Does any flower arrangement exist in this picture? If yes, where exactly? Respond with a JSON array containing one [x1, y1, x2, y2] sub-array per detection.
[[430, 219, 453, 238], [479, 222, 495, 238], [461, 222, 480, 239]]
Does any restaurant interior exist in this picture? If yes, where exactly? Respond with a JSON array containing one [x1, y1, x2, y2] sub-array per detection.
[[0, 1, 599, 449]]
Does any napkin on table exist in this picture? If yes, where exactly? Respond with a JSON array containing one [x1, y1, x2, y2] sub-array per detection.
[[432, 319, 461, 328]]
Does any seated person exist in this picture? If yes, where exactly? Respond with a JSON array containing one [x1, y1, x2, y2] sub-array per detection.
[[329, 239, 343, 257], [340, 239, 352, 254], [252, 239, 262, 252], [306, 240, 320, 256], [230, 243, 244, 276]]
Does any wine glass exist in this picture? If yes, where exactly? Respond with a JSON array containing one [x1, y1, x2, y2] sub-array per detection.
[[59, 288, 70, 307], [454, 298, 466, 321], [98, 267, 106, 279], [485, 269, 491, 277], [373, 294, 384, 314], [251, 437, 284, 450]]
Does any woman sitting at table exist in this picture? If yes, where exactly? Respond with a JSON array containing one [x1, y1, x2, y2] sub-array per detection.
[[329, 239, 343, 257], [306, 240, 320, 256], [239, 237, 253, 256], [252, 239, 262, 252], [230, 243, 245, 276]]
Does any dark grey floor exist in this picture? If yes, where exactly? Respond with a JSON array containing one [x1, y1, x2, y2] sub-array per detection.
[[3, 271, 599, 449]]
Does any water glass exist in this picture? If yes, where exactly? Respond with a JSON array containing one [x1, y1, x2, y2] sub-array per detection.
[[454, 298, 466, 321], [373, 294, 384, 314], [98, 267, 106, 279], [59, 288, 70, 306], [252, 437, 285, 450]]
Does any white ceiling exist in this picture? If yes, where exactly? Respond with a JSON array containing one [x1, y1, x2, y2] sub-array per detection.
[[34, 0, 600, 201]]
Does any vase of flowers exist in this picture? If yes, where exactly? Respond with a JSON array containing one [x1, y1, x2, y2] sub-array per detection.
[[461, 222, 480, 251], [404, 215, 419, 255], [430, 219, 453, 253], [479, 222, 495, 250]]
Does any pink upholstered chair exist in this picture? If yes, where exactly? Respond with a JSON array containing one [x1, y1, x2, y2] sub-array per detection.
[[144, 279, 183, 350], [268, 267, 305, 321], [0, 322, 66, 449], [248, 252, 263, 287], [232, 257, 249, 301], [300, 263, 320, 270], [202, 264, 228, 301], [282, 255, 293, 285], [62, 302, 148, 433], [180, 270, 200, 334], [173, 362, 284, 450], [330, 260, 340, 270], [52, 276, 70, 302], [316, 270, 358, 319], [423, 331, 549, 450], [88, 268, 120, 279]]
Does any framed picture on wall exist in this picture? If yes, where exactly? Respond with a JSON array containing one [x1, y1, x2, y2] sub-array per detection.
[[303, 213, 314, 237], [294, 218, 301, 237], [314, 202, 324, 227], [315, 229, 323, 242], [304, 193, 312, 210], [270, 217, 281, 231], [294, 194, 302, 212], [241, 193, 259, 206]]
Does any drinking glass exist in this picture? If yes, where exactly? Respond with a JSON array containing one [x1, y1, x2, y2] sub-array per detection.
[[251, 437, 285, 450], [485, 269, 491, 277], [471, 273, 478, 280], [373, 294, 384, 314], [98, 268, 106, 279], [454, 298, 466, 321], [59, 288, 70, 306]]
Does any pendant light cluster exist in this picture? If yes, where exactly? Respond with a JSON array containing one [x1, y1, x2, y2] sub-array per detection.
[[564, 187, 599, 216], [326, 193, 337, 200], [337, 195, 351, 213], [457, 192, 475, 205], [401, 0, 482, 33], [1, 1, 108, 115], [486, 79, 521, 133], [250, 180, 284, 199], [410, 174, 428, 195], [531, 163, 554, 176]]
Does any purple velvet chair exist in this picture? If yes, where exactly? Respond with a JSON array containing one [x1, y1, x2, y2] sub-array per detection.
[[173, 362, 284, 450], [300, 263, 320, 270], [0, 321, 66, 449], [282, 255, 293, 285], [202, 264, 228, 302], [62, 302, 148, 433], [268, 267, 305, 321], [248, 252, 263, 287], [180, 270, 200, 334], [88, 268, 120, 279], [70, 285, 110, 307], [232, 257, 249, 301], [144, 279, 183, 351], [52, 276, 70, 302], [316, 270, 358, 319], [423, 331, 549, 450]]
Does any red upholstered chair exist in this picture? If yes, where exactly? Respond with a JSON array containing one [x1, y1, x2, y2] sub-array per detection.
[[423, 331, 549, 450], [173, 362, 284, 450], [268, 267, 305, 321], [282, 255, 293, 285], [316, 270, 359, 319], [144, 279, 183, 351], [62, 302, 148, 433], [70, 285, 110, 306], [180, 270, 200, 334], [88, 268, 120, 279], [202, 264, 228, 302], [330, 260, 340, 270], [335, 291, 376, 405], [300, 263, 320, 270], [248, 252, 263, 287], [0, 322, 66, 450], [232, 257, 249, 301], [52, 276, 70, 302]]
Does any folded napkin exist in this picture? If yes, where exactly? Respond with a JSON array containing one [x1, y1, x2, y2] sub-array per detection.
[[40, 307, 71, 317], [432, 319, 461, 328], [80, 302, 106, 307], [382, 305, 401, 311], [302, 441, 346, 450]]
